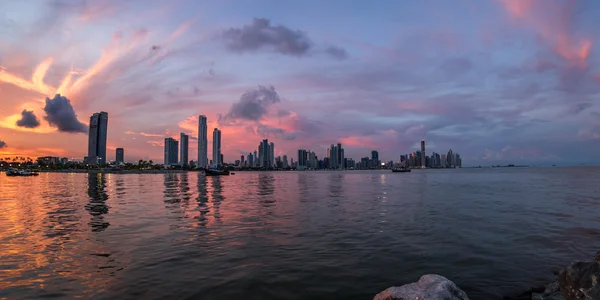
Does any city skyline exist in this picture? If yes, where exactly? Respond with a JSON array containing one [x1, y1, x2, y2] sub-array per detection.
[[1, 1, 599, 166]]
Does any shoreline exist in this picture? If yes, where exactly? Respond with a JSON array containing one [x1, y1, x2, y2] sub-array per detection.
[[37, 169, 188, 174]]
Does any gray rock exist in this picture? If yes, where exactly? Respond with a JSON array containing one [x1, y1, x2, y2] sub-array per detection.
[[373, 274, 469, 300], [558, 261, 600, 300], [532, 281, 564, 300]]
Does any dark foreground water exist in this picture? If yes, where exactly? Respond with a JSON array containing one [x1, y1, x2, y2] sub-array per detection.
[[1, 167, 600, 299]]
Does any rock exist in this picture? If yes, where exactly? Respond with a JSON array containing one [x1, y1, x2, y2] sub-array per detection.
[[374, 274, 469, 300], [557, 261, 600, 300], [532, 281, 564, 300]]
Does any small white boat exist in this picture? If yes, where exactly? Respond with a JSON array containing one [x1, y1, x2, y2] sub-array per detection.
[[5, 169, 39, 177]]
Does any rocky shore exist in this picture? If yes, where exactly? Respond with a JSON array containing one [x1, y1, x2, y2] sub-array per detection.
[[373, 252, 600, 300]]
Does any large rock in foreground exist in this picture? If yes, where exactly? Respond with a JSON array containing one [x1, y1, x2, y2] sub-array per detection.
[[557, 261, 600, 300], [374, 274, 469, 300]]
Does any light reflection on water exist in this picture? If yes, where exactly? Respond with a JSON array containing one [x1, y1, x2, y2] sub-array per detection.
[[1, 167, 600, 299]]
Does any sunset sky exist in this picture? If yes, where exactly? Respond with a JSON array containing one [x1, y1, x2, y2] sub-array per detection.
[[1, 0, 599, 165]]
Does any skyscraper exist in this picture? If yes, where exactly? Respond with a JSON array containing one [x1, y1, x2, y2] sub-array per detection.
[[329, 144, 338, 169], [197, 115, 208, 168], [212, 128, 221, 167], [269, 142, 275, 168], [248, 153, 254, 167], [447, 149, 454, 168], [241, 155, 245, 166], [297, 149, 307, 169], [421, 140, 426, 169], [337, 143, 343, 169], [340, 147, 345, 170], [371, 150, 379, 168], [180, 133, 189, 166], [253, 150, 258, 167], [259, 139, 270, 167], [116, 148, 124, 163], [282, 155, 288, 168], [164, 137, 178, 166], [87, 112, 108, 164]]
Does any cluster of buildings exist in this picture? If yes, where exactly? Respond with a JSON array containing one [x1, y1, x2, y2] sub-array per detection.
[[16, 110, 463, 170], [398, 141, 462, 169]]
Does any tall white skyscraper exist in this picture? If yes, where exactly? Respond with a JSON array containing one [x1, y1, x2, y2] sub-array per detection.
[[197, 115, 208, 168], [180, 133, 189, 166], [212, 128, 221, 167]]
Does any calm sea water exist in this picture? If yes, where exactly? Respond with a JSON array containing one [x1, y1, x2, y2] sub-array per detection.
[[1, 167, 600, 299]]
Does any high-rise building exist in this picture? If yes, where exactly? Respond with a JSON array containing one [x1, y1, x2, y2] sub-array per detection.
[[116, 148, 124, 163], [421, 140, 426, 169], [241, 155, 245, 166], [269, 142, 275, 168], [164, 137, 179, 166], [87, 112, 108, 164], [329, 144, 338, 169], [308, 151, 317, 169], [180, 133, 189, 166], [259, 139, 270, 167], [282, 155, 288, 168], [197, 115, 208, 168], [447, 149, 454, 168], [371, 150, 379, 168], [212, 128, 221, 167], [337, 143, 344, 169], [297, 149, 307, 169], [253, 150, 258, 167], [340, 148, 345, 169]]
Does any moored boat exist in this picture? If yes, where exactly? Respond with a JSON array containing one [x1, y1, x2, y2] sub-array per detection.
[[391, 168, 411, 173], [5, 169, 39, 176], [205, 169, 230, 176]]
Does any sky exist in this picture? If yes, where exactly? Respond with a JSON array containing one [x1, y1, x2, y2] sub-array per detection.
[[0, 0, 599, 166]]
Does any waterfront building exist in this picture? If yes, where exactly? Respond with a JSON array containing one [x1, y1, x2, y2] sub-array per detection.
[[371, 150, 379, 168], [116, 148, 124, 163], [212, 128, 221, 167], [421, 140, 426, 169], [197, 115, 208, 168], [87, 112, 108, 164], [282, 155, 288, 168], [270, 142, 275, 168], [297, 149, 307, 169], [164, 137, 179, 166], [180, 133, 189, 166], [247, 153, 254, 167]]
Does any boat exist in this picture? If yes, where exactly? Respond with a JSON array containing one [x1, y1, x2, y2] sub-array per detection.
[[5, 169, 39, 176], [205, 169, 230, 176], [391, 168, 411, 173]]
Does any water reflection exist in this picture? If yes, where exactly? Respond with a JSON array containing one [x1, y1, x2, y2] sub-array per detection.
[[195, 175, 210, 227], [209, 176, 224, 222], [85, 173, 110, 232], [163, 174, 180, 204]]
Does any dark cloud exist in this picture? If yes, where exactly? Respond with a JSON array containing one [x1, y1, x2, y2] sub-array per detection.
[[326, 46, 348, 60], [16, 109, 41, 128], [43, 94, 87, 133], [570, 102, 592, 115], [0, 140, 6, 149], [225, 85, 281, 121], [222, 18, 312, 56]]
